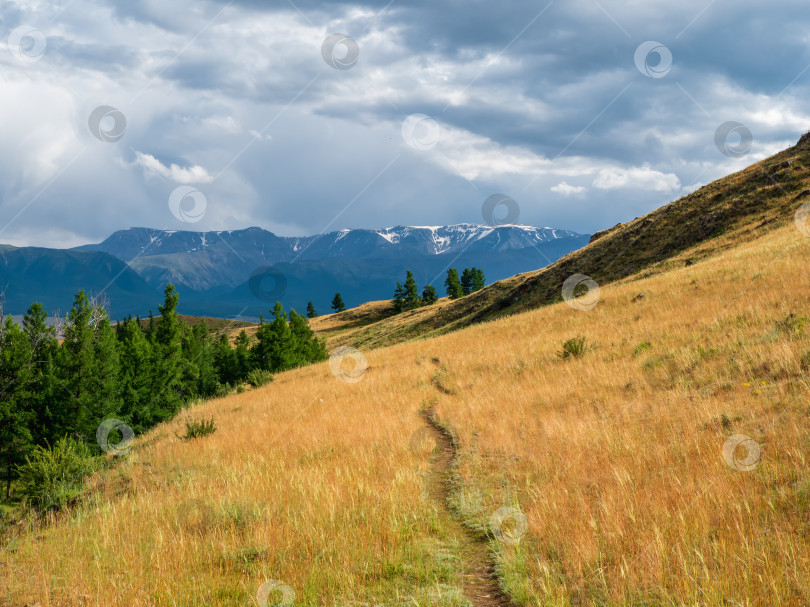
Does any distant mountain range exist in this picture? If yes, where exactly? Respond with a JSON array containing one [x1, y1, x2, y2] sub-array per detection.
[[1, 224, 590, 319]]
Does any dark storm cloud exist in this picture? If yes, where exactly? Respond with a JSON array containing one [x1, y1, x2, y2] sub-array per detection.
[[0, 0, 809, 247]]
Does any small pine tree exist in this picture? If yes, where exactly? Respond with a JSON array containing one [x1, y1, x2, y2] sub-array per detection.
[[422, 284, 438, 304], [393, 282, 406, 314], [460, 268, 474, 295], [471, 267, 486, 292], [445, 269, 463, 300], [23, 303, 58, 445], [306, 301, 318, 319], [403, 270, 422, 310], [331, 293, 346, 313]]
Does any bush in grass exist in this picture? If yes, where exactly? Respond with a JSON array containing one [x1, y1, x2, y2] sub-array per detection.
[[246, 369, 274, 388], [559, 336, 589, 360], [181, 417, 217, 440], [16, 437, 100, 512]]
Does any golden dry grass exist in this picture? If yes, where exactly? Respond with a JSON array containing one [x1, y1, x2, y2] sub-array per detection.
[[2, 222, 809, 606]]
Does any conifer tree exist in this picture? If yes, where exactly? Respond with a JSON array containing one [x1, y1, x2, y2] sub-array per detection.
[[82, 312, 122, 442], [422, 284, 438, 305], [393, 282, 406, 313], [22, 303, 58, 445], [56, 291, 95, 440], [233, 330, 251, 381], [460, 268, 473, 295], [403, 270, 422, 310], [148, 285, 184, 423], [331, 293, 346, 313], [0, 316, 34, 498], [471, 267, 486, 292], [445, 268, 463, 299], [117, 317, 154, 432], [306, 301, 318, 319], [289, 309, 328, 366], [214, 333, 238, 386]]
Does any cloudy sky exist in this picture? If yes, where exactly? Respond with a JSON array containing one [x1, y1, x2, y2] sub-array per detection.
[[1, 0, 809, 247]]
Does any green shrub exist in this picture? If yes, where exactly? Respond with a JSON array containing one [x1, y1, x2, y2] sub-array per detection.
[[246, 369, 274, 388], [776, 313, 807, 336], [559, 336, 589, 360], [180, 417, 217, 440], [633, 341, 652, 357], [16, 437, 100, 512]]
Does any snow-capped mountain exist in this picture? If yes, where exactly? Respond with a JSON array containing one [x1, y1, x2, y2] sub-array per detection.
[[71, 223, 590, 317], [79, 224, 584, 264]]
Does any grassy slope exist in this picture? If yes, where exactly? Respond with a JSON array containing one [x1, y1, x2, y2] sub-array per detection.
[[3, 139, 810, 606], [2, 221, 809, 606], [324, 134, 810, 350]]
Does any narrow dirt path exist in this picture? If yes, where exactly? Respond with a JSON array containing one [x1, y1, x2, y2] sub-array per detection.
[[420, 407, 514, 607]]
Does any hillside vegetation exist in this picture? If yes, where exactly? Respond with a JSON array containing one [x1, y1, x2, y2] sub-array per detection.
[[319, 133, 810, 351], [2, 138, 810, 606], [2, 214, 809, 604]]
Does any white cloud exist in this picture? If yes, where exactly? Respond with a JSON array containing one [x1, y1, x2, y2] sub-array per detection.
[[133, 152, 213, 184], [592, 165, 681, 193], [551, 181, 586, 196]]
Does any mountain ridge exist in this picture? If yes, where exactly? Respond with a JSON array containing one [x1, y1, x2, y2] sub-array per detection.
[[2, 223, 590, 318]]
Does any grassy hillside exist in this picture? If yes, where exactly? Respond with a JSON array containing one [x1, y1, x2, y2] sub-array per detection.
[[322, 133, 810, 350], [2, 215, 808, 605]]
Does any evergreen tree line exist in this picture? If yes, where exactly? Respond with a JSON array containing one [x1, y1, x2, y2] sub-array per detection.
[[0, 284, 327, 499], [393, 267, 486, 313]]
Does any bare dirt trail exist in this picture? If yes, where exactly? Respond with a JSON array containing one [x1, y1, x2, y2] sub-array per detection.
[[420, 407, 514, 607]]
